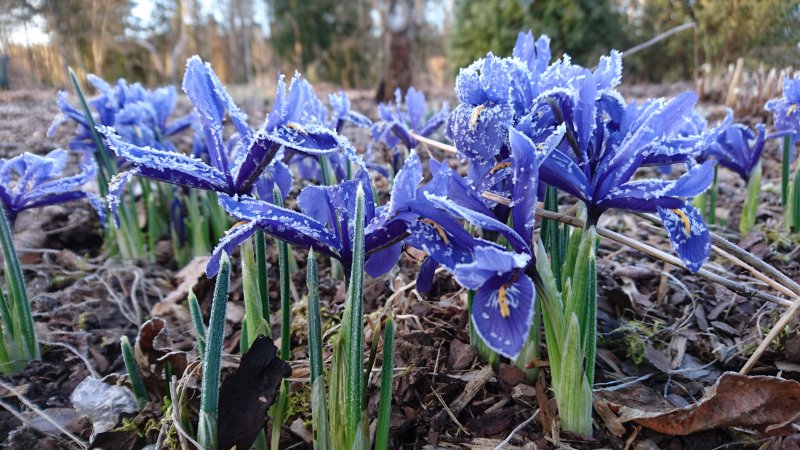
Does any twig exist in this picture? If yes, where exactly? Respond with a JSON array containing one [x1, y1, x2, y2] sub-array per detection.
[[740, 296, 800, 375], [621, 22, 696, 59], [408, 130, 458, 154], [39, 339, 99, 379], [634, 212, 800, 296], [431, 386, 470, 435], [433, 365, 493, 428], [534, 208, 792, 307], [494, 409, 539, 450]]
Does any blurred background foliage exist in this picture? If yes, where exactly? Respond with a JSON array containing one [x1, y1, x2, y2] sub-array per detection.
[[0, 0, 798, 94]]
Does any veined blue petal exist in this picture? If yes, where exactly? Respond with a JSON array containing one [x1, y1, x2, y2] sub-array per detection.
[[415, 256, 438, 293], [107, 169, 137, 227], [539, 148, 589, 202], [425, 192, 528, 254], [218, 193, 343, 256], [405, 87, 426, 131], [658, 204, 710, 273], [101, 126, 229, 192], [453, 245, 530, 290], [365, 242, 403, 278], [207, 220, 259, 276], [471, 272, 535, 359], [387, 150, 423, 213]]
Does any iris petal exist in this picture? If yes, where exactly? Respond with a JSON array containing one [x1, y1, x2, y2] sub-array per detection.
[[471, 272, 535, 359], [658, 204, 711, 273]]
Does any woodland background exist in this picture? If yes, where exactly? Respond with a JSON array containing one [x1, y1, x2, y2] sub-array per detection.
[[0, 0, 799, 101]]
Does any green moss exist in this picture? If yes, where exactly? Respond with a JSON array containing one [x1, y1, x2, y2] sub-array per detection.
[[75, 312, 90, 331], [286, 383, 313, 427]]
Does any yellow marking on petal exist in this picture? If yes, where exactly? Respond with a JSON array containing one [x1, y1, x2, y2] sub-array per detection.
[[788, 104, 799, 117], [671, 208, 692, 237], [498, 285, 510, 318], [469, 104, 486, 131], [420, 218, 449, 244], [227, 220, 249, 235], [286, 122, 308, 134], [489, 161, 511, 174]]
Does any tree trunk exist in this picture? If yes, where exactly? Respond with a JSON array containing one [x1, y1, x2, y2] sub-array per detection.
[[376, 0, 415, 103]]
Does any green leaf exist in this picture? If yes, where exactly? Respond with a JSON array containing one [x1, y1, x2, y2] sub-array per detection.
[[740, 162, 761, 234], [256, 231, 270, 324], [307, 251, 324, 385], [0, 204, 38, 371], [188, 290, 207, 358], [375, 314, 395, 450], [67, 67, 114, 193], [792, 161, 800, 232], [343, 185, 366, 448], [198, 254, 230, 450], [241, 237, 266, 351], [311, 377, 331, 450], [557, 314, 593, 437], [782, 136, 792, 209], [120, 335, 148, 407]]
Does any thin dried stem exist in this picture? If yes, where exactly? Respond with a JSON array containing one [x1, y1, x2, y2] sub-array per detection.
[[740, 297, 800, 375], [634, 212, 800, 296], [408, 130, 457, 154]]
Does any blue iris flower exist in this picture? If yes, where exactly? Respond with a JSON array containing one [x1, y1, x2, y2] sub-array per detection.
[[289, 90, 372, 183], [765, 76, 800, 138], [703, 110, 767, 183], [372, 87, 449, 149], [205, 151, 481, 280], [531, 78, 717, 272], [99, 56, 364, 224], [446, 53, 530, 167], [49, 74, 195, 160], [371, 87, 449, 173], [422, 125, 563, 359], [0, 149, 104, 225]]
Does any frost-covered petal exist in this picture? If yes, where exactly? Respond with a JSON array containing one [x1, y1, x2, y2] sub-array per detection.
[[182, 56, 249, 177], [471, 271, 535, 359], [232, 134, 282, 194], [425, 193, 528, 254], [447, 103, 514, 164], [101, 126, 229, 192], [658, 204, 710, 273], [207, 220, 259, 276], [218, 193, 343, 256], [480, 53, 512, 104], [107, 169, 138, 227], [452, 245, 530, 290]]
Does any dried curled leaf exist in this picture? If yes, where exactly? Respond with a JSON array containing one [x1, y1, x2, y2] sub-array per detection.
[[217, 335, 292, 450], [596, 372, 800, 436]]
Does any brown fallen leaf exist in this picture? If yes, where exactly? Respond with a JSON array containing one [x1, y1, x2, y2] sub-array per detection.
[[217, 335, 291, 450], [596, 372, 800, 436], [152, 256, 209, 310]]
